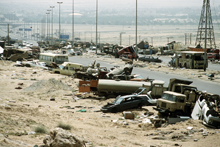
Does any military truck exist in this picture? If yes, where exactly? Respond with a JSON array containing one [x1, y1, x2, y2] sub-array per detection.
[[153, 91, 198, 116], [52, 62, 86, 76], [153, 78, 200, 116]]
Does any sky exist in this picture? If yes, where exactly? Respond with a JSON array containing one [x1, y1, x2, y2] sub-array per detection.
[[2, 0, 220, 8]]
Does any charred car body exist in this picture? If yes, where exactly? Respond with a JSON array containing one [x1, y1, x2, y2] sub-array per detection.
[[101, 87, 157, 113], [115, 45, 138, 60], [138, 56, 162, 63]]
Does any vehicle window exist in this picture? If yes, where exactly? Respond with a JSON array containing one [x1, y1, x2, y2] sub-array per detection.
[[138, 96, 147, 100], [177, 97, 185, 103], [175, 86, 181, 93], [115, 97, 124, 104], [162, 93, 176, 102], [63, 66, 68, 70], [70, 67, 75, 71]]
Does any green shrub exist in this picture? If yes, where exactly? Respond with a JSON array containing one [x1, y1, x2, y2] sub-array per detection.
[[57, 122, 71, 130], [34, 126, 47, 134]]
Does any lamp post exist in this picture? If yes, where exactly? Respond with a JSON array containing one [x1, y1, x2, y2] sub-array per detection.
[[95, 0, 98, 54], [47, 9, 51, 43], [46, 12, 50, 42], [57, 1, 63, 48], [135, 0, 138, 58], [120, 32, 126, 45], [72, 0, 74, 47], [50, 6, 55, 45]]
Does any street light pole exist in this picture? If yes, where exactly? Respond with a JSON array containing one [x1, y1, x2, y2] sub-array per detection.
[[96, 0, 98, 54], [47, 9, 51, 44], [46, 12, 49, 42], [57, 1, 63, 48], [50, 6, 55, 45], [72, 0, 74, 47], [135, 0, 138, 56]]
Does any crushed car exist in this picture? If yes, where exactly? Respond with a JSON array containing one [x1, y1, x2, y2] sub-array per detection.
[[191, 92, 220, 128], [101, 87, 157, 113], [138, 56, 162, 63]]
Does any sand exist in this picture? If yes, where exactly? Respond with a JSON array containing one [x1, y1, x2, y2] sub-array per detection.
[[0, 55, 220, 147]]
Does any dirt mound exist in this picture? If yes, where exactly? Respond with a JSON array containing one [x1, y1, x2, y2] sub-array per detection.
[[23, 78, 74, 92]]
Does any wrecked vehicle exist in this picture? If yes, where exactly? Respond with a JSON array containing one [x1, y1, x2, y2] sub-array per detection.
[[101, 87, 157, 113], [191, 93, 220, 128], [115, 45, 138, 60], [21, 60, 49, 70], [102, 45, 121, 56], [112, 74, 153, 82], [94, 79, 165, 98], [3, 48, 30, 62], [138, 56, 162, 63], [153, 91, 197, 116], [39, 53, 69, 67], [106, 63, 133, 79], [169, 51, 208, 69], [153, 78, 201, 116], [52, 62, 85, 76], [75, 61, 108, 80]]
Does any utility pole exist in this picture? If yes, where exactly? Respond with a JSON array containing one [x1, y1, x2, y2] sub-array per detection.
[[50, 6, 55, 45], [7, 24, 10, 46], [96, 0, 98, 54], [46, 12, 50, 42], [135, 0, 138, 59], [151, 37, 153, 46], [72, 0, 74, 47], [57, 2, 63, 48]]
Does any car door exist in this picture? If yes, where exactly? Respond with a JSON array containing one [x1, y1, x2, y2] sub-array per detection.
[[119, 97, 133, 111], [131, 96, 143, 107]]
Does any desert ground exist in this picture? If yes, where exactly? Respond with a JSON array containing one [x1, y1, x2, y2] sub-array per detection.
[[0, 52, 220, 147]]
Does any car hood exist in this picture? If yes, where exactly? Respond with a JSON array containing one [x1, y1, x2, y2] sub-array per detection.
[[102, 103, 116, 108]]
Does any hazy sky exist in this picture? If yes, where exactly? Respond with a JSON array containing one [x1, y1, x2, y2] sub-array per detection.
[[2, 0, 220, 8]]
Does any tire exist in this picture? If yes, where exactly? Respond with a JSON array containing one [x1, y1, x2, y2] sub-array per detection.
[[138, 103, 143, 109], [112, 108, 118, 113]]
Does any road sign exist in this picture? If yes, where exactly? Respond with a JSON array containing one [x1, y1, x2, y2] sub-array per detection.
[[24, 28, 32, 31], [60, 35, 69, 40]]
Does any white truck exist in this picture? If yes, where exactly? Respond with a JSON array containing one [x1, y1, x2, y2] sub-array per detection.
[[52, 62, 86, 76]]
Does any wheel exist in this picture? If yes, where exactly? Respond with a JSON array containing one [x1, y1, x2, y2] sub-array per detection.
[[138, 103, 143, 109], [112, 108, 118, 113]]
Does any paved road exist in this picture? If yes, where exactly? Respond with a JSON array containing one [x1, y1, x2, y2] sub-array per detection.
[[69, 56, 220, 95], [139, 55, 220, 71]]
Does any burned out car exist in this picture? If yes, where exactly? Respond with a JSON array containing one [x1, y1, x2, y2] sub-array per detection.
[[138, 56, 162, 63], [191, 93, 220, 128], [101, 87, 157, 113]]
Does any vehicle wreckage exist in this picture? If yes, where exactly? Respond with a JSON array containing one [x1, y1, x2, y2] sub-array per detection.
[[101, 87, 157, 113], [191, 92, 220, 128], [75, 61, 133, 81]]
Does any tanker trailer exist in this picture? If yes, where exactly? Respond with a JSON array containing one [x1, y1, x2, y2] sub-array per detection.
[[95, 79, 165, 98]]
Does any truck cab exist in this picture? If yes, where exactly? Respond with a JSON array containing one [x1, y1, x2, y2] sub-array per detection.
[[154, 90, 198, 116]]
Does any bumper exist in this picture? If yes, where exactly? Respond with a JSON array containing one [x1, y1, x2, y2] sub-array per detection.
[[153, 107, 169, 114]]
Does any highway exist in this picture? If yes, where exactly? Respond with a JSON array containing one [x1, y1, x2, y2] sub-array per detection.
[[1, 26, 220, 94], [69, 56, 220, 95]]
